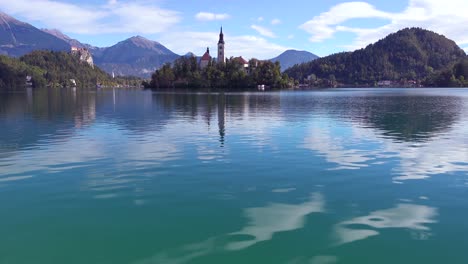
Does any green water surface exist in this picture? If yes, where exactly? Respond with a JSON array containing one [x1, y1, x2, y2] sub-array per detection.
[[1, 88, 468, 264]]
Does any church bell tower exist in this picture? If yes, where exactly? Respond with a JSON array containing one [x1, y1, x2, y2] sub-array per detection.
[[217, 27, 225, 64]]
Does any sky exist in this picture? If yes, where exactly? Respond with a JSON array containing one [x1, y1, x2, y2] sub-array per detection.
[[1, 0, 468, 59]]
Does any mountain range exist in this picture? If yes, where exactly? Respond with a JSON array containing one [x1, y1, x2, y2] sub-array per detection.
[[0, 11, 318, 77]]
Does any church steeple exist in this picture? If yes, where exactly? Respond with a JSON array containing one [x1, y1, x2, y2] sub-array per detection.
[[218, 27, 224, 44], [217, 27, 225, 64]]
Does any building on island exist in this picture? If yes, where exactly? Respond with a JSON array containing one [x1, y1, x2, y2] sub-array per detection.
[[217, 27, 225, 64], [198, 27, 225, 68], [198, 27, 250, 72], [200, 47, 211, 69], [232, 56, 249, 69]]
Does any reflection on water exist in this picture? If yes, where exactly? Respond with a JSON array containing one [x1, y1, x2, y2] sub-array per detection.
[[133, 193, 324, 264], [302, 115, 468, 181], [334, 203, 438, 245], [227, 193, 324, 250], [1, 88, 468, 264], [309, 256, 338, 264]]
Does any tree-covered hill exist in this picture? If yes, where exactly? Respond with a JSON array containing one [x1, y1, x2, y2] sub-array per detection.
[[424, 58, 468, 87], [285, 28, 467, 86], [1, 51, 114, 90], [0, 55, 45, 89]]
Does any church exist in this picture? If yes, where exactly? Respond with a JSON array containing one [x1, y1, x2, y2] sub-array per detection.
[[200, 27, 225, 68]]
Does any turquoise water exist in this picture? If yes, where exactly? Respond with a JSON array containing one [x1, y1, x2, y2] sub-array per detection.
[[1, 88, 468, 264]]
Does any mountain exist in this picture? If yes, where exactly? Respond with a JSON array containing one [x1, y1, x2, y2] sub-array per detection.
[[285, 28, 467, 86], [40, 28, 106, 58], [270, 50, 319, 71], [93, 36, 180, 78], [0, 12, 70, 57], [0, 12, 181, 77], [41, 28, 92, 49]]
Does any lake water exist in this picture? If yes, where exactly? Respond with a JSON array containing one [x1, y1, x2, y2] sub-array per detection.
[[1, 88, 468, 264]]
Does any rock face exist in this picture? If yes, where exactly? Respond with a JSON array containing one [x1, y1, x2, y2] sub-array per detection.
[[270, 50, 319, 71], [71, 47, 94, 68], [0, 12, 70, 56]]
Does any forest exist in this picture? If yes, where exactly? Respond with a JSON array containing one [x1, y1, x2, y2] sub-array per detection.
[[0, 51, 115, 90]]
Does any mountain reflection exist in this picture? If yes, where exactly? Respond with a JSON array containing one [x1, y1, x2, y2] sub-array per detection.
[[0, 89, 96, 156], [1, 89, 467, 183], [279, 91, 464, 142]]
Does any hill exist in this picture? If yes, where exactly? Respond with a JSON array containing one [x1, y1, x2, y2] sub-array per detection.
[[0, 51, 114, 90], [94, 36, 180, 78], [285, 28, 467, 86], [0, 12, 70, 57], [425, 58, 468, 87], [270, 50, 319, 71]]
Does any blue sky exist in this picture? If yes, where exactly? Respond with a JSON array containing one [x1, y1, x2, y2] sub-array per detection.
[[1, 0, 467, 59]]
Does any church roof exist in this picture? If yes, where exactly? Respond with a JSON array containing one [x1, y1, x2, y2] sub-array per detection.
[[233, 56, 248, 64], [201, 47, 211, 61]]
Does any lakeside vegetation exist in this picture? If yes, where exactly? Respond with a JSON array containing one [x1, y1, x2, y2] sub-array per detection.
[[143, 56, 293, 90], [285, 28, 468, 88], [0, 51, 119, 90], [424, 58, 468, 87]]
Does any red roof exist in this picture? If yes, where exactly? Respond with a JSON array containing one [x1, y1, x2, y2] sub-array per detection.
[[201, 47, 211, 61], [234, 56, 248, 64], [201, 51, 211, 61]]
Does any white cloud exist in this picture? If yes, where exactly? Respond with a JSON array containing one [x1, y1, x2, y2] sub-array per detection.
[[251, 24, 276, 38], [271, 18, 281, 25], [195, 12, 230, 21], [0, 0, 181, 34], [300, 0, 468, 51], [300, 2, 392, 43], [257, 16, 264, 22], [160, 31, 289, 59]]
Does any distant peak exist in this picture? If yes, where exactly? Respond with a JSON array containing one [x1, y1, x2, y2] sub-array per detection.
[[284, 49, 310, 53], [129, 35, 152, 42], [131, 35, 146, 40], [42, 28, 71, 40], [0, 11, 26, 25], [127, 35, 161, 46]]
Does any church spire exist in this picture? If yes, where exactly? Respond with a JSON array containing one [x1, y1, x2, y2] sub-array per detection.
[[218, 26, 224, 44], [217, 26, 225, 64]]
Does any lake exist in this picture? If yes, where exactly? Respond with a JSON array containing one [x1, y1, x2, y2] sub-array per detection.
[[1, 88, 468, 264]]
